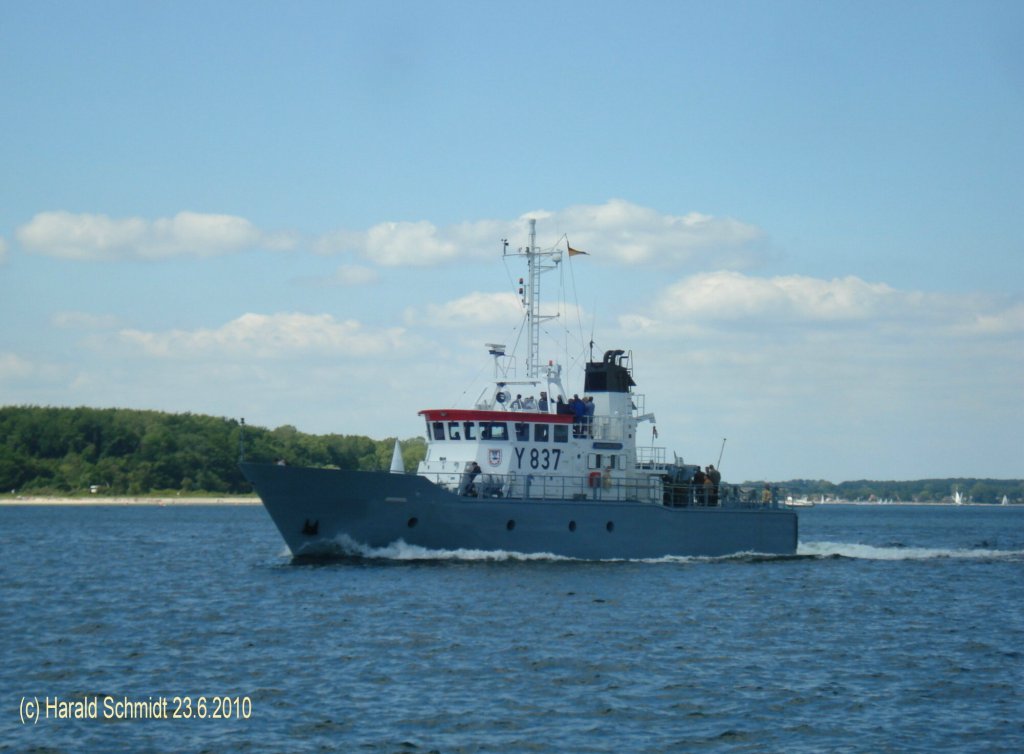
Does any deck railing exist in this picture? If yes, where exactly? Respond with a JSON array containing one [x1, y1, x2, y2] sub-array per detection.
[[415, 470, 782, 510]]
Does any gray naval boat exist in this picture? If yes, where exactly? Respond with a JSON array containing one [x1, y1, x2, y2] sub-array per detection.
[[241, 220, 798, 559]]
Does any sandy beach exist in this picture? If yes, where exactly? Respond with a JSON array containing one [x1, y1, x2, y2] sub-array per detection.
[[0, 495, 260, 506]]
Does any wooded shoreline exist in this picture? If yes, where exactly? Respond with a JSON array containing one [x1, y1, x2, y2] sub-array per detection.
[[0, 495, 260, 506]]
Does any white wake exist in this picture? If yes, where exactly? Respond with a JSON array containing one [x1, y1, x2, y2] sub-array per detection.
[[798, 540, 1024, 561]]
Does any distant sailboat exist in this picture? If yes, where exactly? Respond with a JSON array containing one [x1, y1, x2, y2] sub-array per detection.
[[1001, 495, 1009, 506], [953, 488, 964, 506], [785, 496, 815, 507]]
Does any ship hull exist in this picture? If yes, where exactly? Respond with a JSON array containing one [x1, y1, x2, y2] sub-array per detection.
[[241, 462, 798, 559]]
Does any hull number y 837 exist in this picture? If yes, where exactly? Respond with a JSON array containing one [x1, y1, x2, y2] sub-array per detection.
[[514, 447, 562, 470]]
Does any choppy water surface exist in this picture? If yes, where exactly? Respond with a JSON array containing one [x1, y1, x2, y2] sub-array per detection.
[[2, 504, 1022, 753]]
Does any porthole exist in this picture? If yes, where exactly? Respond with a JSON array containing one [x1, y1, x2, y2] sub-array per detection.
[[506, 519, 516, 531], [407, 517, 418, 528], [606, 521, 615, 533], [568, 520, 577, 532]]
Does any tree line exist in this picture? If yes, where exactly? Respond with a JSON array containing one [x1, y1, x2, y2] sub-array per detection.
[[1, 405, 1020, 501], [0, 406, 426, 496]]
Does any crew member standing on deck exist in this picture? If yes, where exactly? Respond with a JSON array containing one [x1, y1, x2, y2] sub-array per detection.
[[571, 394, 585, 436], [461, 461, 482, 496], [707, 464, 721, 506], [692, 467, 707, 505]]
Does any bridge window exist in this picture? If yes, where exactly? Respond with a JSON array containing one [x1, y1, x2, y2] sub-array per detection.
[[553, 425, 569, 443], [431, 421, 445, 441], [515, 423, 529, 442], [534, 424, 549, 442], [481, 422, 508, 441], [447, 422, 461, 441], [464, 422, 477, 441]]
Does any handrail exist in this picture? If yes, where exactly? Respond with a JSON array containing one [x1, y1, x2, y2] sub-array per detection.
[[415, 469, 782, 509], [636, 446, 667, 465]]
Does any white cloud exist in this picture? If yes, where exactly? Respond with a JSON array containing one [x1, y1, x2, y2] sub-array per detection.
[[948, 301, 1024, 337], [118, 312, 407, 359], [0, 352, 35, 380], [366, 221, 459, 266], [315, 218, 514, 266], [647, 271, 905, 324], [551, 199, 764, 267], [411, 292, 523, 329], [16, 211, 296, 260], [404, 290, 587, 336], [313, 200, 765, 269], [0, 352, 66, 388], [15, 201, 764, 270], [624, 270, 1024, 342]]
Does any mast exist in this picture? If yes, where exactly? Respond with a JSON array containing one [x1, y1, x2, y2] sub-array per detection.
[[507, 218, 561, 378]]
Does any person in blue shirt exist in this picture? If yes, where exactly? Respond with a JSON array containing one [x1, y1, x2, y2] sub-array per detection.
[[571, 394, 585, 436], [584, 396, 595, 437]]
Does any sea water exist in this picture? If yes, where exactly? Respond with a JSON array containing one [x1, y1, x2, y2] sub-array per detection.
[[1, 503, 1022, 753]]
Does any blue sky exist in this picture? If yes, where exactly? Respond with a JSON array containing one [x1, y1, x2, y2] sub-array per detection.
[[2, 0, 1022, 482]]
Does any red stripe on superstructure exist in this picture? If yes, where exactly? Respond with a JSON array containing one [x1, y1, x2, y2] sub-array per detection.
[[418, 409, 573, 423]]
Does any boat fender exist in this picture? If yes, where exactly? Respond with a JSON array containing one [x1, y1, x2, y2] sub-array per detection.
[[588, 471, 602, 489]]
